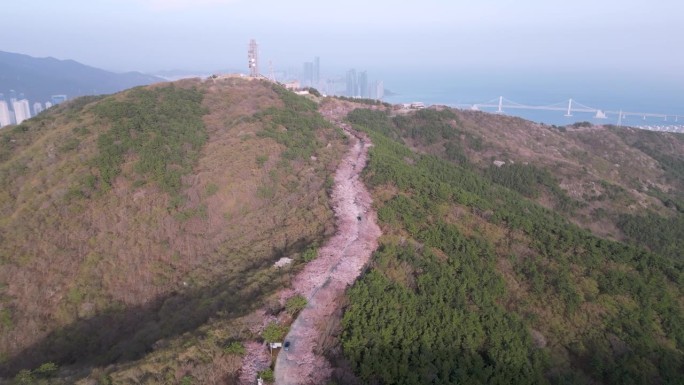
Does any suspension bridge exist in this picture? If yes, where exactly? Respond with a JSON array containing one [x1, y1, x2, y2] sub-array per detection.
[[458, 96, 684, 129]]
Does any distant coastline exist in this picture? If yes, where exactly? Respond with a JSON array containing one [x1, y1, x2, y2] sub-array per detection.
[[379, 72, 684, 128]]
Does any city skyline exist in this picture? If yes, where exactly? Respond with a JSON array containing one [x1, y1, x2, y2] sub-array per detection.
[[0, 93, 66, 127]]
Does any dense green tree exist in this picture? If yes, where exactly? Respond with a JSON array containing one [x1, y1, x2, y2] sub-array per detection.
[[340, 107, 684, 384], [262, 322, 288, 343]]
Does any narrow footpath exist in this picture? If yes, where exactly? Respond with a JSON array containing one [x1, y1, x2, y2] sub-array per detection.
[[273, 111, 381, 384]]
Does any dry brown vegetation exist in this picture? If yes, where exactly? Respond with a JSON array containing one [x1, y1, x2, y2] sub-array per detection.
[[0, 78, 346, 382]]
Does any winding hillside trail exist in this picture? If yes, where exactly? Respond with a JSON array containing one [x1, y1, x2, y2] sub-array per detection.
[[272, 107, 382, 384]]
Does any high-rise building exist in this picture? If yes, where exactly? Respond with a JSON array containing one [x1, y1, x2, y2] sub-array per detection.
[[0, 101, 11, 127], [45, 102, 53, 109], [313, 56, 320, 85], [51, 95, 68, 105], [346, 69, 357, 97], [358, 71, 368, 98], [12, 99, 31, 125], [303, 62, 314, 86], [33, 102, 43, 116], [248, 39, 259, 77], [374, 80, 384, 100]]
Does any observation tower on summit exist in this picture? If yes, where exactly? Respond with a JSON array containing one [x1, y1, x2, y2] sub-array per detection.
[[248, 39, 259, 77]]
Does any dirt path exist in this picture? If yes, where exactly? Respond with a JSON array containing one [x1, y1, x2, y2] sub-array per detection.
[[272, 111, 381, 384]]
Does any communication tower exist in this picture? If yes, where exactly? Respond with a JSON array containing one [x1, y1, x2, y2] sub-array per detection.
[[248, 39, 259, 77]]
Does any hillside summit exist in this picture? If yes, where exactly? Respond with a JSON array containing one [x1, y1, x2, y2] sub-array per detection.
[[0, 77, 347, 382]]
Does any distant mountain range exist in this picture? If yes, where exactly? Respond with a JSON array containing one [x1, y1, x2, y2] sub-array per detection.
[[0, 50, 163, 103]]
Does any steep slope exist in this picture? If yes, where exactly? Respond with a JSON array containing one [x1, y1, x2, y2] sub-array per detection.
[[0, 50, 162, 102], [336, 108, 684, 384], [0, 78, 346, 381]]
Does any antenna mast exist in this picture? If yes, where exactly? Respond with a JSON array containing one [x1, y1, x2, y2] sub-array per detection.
[[248, 39, 259, 77]]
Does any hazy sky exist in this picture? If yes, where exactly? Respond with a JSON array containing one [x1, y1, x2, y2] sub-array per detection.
[[3, 0, 683, 83]]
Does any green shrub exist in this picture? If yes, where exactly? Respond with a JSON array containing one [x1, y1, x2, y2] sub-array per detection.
[[258, 368, 275, 383], [262, 322, 288, 343], [13, 369, 35, 385], [35, 362, 58, 378], [224, 341, 246, 356], [285, 295, 307, 315], [301, 246, 318, 262]]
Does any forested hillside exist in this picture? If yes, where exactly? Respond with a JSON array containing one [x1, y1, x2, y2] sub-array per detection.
[[338, 108, 684, 384], [370, 107, 684, 245], [0, 78, 346, 383]]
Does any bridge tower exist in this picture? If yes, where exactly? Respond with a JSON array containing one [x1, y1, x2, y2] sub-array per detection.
[[617, 110, 623, 127], [565, 99, 573, 117], [496, 96, 503, 113], [248, 39, 259, 77]]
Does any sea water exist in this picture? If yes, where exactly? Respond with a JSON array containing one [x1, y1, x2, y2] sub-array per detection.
[[380, 71, 684, 128]]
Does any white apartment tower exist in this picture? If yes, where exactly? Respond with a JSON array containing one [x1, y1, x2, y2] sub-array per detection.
[[370, 80, 384, 100], [0, 101, 11, 127], [375, 80, 384, 100], [33, 102, 44, 116], [13, 99, 31, 125]]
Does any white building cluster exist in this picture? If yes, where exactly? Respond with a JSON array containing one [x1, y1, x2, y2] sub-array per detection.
[[0, 99, 32, 128], [0, 94, 67, 129]]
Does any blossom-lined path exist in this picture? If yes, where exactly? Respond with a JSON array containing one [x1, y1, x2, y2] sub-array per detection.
[[272, 107, 381, 385]]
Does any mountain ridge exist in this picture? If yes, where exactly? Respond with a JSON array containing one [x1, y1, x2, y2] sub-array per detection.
[[0, 50, 163, 103]]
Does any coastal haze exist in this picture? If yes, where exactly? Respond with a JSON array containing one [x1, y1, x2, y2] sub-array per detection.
[[2, 0, 683, 126]]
